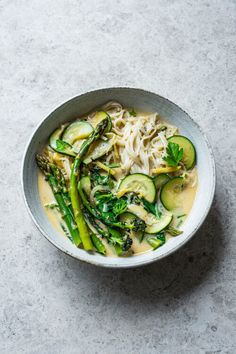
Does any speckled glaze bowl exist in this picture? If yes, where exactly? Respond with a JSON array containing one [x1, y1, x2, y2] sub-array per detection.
[[22, 88, 216, 268]]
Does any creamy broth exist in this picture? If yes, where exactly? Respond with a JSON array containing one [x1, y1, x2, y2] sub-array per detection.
[[36, 103, 198, 257], [38, 171, 155, 255], [38, 170, 197, 257]]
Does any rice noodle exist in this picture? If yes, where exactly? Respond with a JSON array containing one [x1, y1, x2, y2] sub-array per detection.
[[46, 101, 197, 188], [101, 101, 181, 177]]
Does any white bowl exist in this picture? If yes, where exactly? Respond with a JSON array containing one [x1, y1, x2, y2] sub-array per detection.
[[22, 88, 216, 268]]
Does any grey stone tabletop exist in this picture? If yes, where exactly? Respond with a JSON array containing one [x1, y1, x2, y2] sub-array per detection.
[[0, 1, 235, 353]]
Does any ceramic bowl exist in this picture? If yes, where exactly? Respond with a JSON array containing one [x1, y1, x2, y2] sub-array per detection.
[[22, 88, 216, 268]]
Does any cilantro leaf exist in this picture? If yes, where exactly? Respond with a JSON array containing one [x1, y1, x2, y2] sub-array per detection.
[[163, 142, 183, 167]]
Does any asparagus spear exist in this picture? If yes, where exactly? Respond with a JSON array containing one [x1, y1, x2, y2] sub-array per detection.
[[91, 234, 106, 255], [83, 208, 110, 238], [36, 155, 81, 246], [70, 118, 109, 250], [83, 209, 132, 256]]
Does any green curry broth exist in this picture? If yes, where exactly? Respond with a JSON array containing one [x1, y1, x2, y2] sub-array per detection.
[[37, 106, 198, 257], [38, 169, 197, 257]]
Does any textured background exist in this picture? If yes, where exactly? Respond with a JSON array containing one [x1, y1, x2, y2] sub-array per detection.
[[0, 0, 236, 353]]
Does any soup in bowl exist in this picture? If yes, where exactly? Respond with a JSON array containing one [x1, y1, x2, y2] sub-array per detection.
[[22, 88, 215, 268]]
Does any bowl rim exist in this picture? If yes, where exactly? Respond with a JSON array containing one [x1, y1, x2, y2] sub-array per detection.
[[21, 87, 216, 268]]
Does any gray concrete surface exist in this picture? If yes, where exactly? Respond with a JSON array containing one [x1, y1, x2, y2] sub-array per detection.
[[0, 0, 236, 353]]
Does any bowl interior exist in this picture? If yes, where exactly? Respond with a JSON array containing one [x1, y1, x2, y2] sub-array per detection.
[[22, 88, 215, 268]]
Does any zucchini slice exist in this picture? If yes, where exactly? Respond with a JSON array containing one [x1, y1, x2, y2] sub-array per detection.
[[153, 174, 170, 190], [90, 111, 112, 132], [62, 121, 93, 145], [83, 139, 114, 164], [49, 126, 76, 157], [117, 173, 156, 203], [160, 177, 184, 211], [79, 176, 91, 196], [168, 135, 196, 170], [127, 204, 172, 234], [145, 213, 172, 234], [72, 139, 85, 153], [119, 212, 136, 224]]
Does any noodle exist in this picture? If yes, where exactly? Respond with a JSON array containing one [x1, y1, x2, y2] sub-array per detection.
[[101, 101, 182, 177], [45, 101, 196, 186]]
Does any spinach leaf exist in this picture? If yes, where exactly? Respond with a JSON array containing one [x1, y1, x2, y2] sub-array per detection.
[[141, 198, 162, 218]]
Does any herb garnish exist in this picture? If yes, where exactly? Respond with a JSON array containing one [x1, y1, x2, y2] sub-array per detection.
[[163, 142, 183, 167]]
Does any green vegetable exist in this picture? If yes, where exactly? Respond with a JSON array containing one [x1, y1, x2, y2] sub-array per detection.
[[147, 233, 166, 250], [163, 142, 183, 167], [119, 212, 136, 225], [56, 140, 76, 156], [36, 154, 81, 246], [117, 173, 156, 203], [90, 167, 114, 188], [153, 174, 170, 190], [132, 217, 146, 235], [83, 209, 109, 237], [160, 177, 184, 211], [165, 226, 183, 236], [112, 198, 127, 216], [62, 121, 94, 145], [78, 182, 133, 230], [107, 227, 133, 252], [145, 213, 172, 234], [83, 208, 132, 255], [94, 192, 128, 220], [49, 126, 76, 157], [91, 234, 106, 254], [80, 176, 91, 196], [44, 203, 59, 209], [60, 222, 73, 242], [114, 244, 123, 256], [167, 135, 196, 170], [84, 139, 114, 164], [90, 111, 112, 132], [70, 118, 109, 250], [119, 212, 146, 242], [106, 163, 121, 168], [127, 204, 172, 234], [141, 198, 162, 218], [129, 109, 137, 117], [95, 161, 116, 175], [177, 214, 186, 218]]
